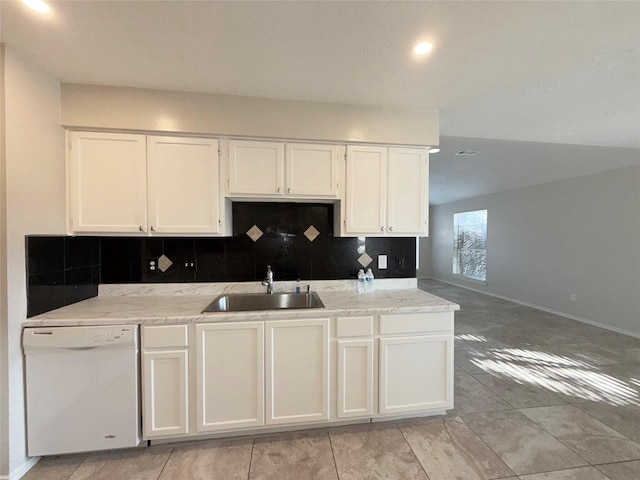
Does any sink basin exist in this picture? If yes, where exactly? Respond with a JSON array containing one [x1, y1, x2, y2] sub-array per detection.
[[202, 291, 325, 313]]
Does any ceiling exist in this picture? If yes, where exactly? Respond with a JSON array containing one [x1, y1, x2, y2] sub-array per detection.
[[2, 0, 639, 204]]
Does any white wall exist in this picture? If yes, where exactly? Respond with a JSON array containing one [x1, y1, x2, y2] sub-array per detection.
[[61, 83, 439, 147], [2, 46, 65, 478], [429, 165, 640, 336], [417, 232, 432, 279], [0, 42, 9, 478]]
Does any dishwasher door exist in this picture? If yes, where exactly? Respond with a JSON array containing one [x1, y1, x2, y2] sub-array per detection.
[[23, 325, 140, 456]]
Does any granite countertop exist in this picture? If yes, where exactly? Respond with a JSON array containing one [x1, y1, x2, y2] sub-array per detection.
[[23, 279, 460, 327]]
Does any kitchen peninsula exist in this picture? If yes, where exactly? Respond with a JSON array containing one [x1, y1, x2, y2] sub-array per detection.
[[23, 279, 458, 449]]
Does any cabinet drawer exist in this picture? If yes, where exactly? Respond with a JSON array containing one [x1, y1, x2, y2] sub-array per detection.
[[142, 325, 189, 349], [379, 312, 453, 335], [336, 316, 373, 337]]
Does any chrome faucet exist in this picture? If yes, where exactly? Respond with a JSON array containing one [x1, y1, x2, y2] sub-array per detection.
[[262, 265, 274, 294]]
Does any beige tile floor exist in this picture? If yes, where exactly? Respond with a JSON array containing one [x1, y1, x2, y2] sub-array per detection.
[[24, 280, 640, 480]]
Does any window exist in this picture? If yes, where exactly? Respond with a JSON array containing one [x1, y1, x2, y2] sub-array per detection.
[[453, 209, 487, 281]]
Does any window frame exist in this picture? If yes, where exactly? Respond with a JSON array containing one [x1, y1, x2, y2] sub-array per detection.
[[452, 209, 487, 284]]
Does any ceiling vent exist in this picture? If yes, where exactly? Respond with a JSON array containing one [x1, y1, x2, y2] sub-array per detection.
[[455, 150, 479, 156]]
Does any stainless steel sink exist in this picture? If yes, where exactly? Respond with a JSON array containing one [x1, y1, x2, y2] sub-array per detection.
[[202, 291, 325, 313]]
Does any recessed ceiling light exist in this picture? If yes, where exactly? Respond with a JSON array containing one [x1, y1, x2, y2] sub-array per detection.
[[429, 148, 440, 154], [414, 42, 433, 55], [22, 0, 50, 13]]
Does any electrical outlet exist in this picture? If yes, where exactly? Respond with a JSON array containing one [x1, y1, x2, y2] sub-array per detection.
[[146, 258, 158, 273], [570, 294, 576, 302], [378, 255, 388, 269]]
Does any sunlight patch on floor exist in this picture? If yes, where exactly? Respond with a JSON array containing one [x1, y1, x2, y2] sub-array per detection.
[[469, 348, 640, 407], [455, 334, 488, 343]]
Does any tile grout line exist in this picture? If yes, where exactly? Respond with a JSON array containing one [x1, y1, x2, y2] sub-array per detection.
[[514, 405, 595, 469], [459, 411, 587, 478], [469, 372, 567, 410], [246, 438, 255, 480], [67, 455, 91, 480], [454, 372, 517, 416], [517, 464, 616, 479], [394, 422, 431, 479], [592, 460, 637, 480], [66, 452, 94, 480], [327, 429, 341, 480], [153, 446, 174, 480], [464, 372, 522, 411], [451, 415, 519, 479], [570, 401, 640, 447], [593, 465, 616, 480], [522, 402, 640, 464]]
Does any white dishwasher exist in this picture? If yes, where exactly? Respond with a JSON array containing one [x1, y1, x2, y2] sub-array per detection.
[[23, 325, 140, 456]]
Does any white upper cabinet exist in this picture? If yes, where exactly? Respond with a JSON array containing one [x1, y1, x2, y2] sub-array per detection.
[[228, 140, 284, 196], [227, 140, 339, 199], [69, 132, 223, 235], [69, 131, 148, 233], [286, 143, 338, 197], [344, 145, 428, 236], [387, 147, 428, 235], [147, 136, 220, 234], [345, 145, 388, 234]]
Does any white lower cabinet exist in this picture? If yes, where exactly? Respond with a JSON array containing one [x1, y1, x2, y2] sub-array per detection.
[[378, 333, 453, 415], [265, 318, 330, 425], [336, 339, 374, 418], [142, 325, 190, 438], [195, 322, 265, 432], [140, 310, 453, 442]]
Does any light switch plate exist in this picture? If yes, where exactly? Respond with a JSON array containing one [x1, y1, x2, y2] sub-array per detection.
[[378, 254, 388, 269]]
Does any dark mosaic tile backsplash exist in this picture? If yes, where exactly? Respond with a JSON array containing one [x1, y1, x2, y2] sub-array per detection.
[[27, 203, 416, 316], [27, 236, 101, 317]]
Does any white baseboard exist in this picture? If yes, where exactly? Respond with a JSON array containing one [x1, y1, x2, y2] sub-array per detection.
[[6, 456, 40, 480], [429, 277, 640, 340]]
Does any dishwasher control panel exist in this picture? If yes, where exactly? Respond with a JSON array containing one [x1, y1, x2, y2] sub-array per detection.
[[23, 325, 137, 351]]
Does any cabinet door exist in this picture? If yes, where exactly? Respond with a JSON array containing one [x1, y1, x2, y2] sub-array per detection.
[[379, 334, 453, 415], [228, 140, 284, 196], [147, 136, 220, 234], [142, 350, 189, 438], [286, 143, 338, 197], [336, 339, 374, 418], [387, 147, 428, 235], [69, 131, 147, 233], [345, 146, 387, 234], [195, 322, 264, 432], [266, 319, 329, 425]]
